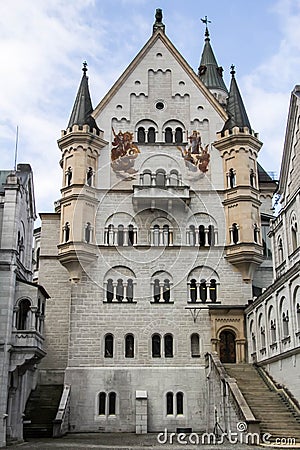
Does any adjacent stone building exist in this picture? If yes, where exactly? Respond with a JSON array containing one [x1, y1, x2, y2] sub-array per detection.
[[246, 85, 300, 401], [0, 164, 48, 446]]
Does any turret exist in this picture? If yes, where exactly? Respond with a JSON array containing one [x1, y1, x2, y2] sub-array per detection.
[[198, 17, 228, 107], [214, 66, 263, 282], [57, 63, 108, 282]]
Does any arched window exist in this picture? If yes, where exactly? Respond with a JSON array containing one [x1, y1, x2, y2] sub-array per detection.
[[175, 127, 183, 144], [107, 224, 114, 245], [189, 225, 196, 246], [291, 214, 298, 252], [16, 299, 31, 330], [152, 334, 161, 357], [165, 127, 173, 143], [87, 167, 93, 186], [99, 392, 106, 415], [250, 169, 255, 187], [137, 127, 146, 143], [164, 334, 173, 357], [36, 247, 40, 270], [278, 238, 283, 263], [190, 279, 197, 302], [253, 224, 259, 243], [108, 392, 116, 415], [232, 223, 239, 244], [208, 225, 215, 246], [200, 279, 207, 302], [162, 225, 170, 246], [106, 279, 113, 302], [148, 127, 156, 143], [282, 312, 289, 337], [163, 279, 170, 302], [153, 279, 160, 302], [85, 222, 92, 243], [270, 320, 276, 344], [209, 279, 217, 302], [191, 333, 200, 357], [153, 225, 160, 246], [296, 302, 300, 331], [125, 334, 134, 358], [66, 167, 72, 186], [228, 168, 236, 188], [105, 334, 114, 357], [117, 225, 124, 246], [176, 392, 184, 415], [126, 279, 134, 302], [166, 392, 173, 415], [169, 170, 179, 186], [260, 326, 266, 348], [64, 222, 70, 242], [156, 170, 166, 187], [143, 171, 152, 186], [199, 225, 205, 247], [128, 225, 134, 246], [116, 279, 124, 302]]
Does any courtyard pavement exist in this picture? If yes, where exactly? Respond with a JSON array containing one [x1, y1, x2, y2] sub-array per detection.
[[6, 433, 300, 450]]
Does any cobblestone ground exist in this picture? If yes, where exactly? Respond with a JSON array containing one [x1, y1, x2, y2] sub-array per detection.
[[7, 433, 300, 450]]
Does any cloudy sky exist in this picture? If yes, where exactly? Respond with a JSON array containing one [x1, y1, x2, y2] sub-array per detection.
[[1, 0, 300, 213]]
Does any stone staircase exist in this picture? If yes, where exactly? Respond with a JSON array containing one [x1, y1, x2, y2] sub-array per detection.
[[23, 384, 63, 438], [224, 364, 300, 442]]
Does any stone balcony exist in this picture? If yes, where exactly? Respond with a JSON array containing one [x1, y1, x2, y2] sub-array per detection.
[[10, 330, 46, 372], [132, 184, 191, 211]]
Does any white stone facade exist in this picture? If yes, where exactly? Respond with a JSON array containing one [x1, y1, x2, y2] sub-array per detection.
[[38, 21, 275, 434]]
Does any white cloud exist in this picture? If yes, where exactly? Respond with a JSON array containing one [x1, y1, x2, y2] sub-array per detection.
[[241, 0, 300, 177]]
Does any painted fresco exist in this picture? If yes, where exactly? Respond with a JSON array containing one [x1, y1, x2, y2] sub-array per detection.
[[177, 130, 210, 177], [111, 128, 140, 179]]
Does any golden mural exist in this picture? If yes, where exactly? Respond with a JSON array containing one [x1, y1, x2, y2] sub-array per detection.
[[177, 130, 210, 175], [111, 128, 140, 179]]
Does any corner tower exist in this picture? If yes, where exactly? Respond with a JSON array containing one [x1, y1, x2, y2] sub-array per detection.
[[57, 63, 107, 282], [214, 66, 263, 282]]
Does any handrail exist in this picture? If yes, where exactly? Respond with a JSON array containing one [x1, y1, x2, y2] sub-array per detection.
[[256, 365, 300, 416], [53, 384, 71, 437], [206, 352, 260, 432]]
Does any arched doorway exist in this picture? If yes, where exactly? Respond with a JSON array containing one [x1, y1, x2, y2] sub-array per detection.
[[219, 330, 236, 363]]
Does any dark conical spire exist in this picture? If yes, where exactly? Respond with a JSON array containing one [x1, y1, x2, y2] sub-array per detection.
[[222, 65, 251, 132], [198, 18, 227, 93], [67, 62, 99, 130]]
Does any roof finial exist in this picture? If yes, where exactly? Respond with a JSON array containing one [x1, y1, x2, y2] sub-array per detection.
[[82, 61, 88, 76], [153, 8, 165, 33], [230, 64, 236, 77], [201, 15, 211, 39]]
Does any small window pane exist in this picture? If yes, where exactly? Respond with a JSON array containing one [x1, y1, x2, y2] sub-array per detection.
[[166, 392, 173, 415], [164, 334, 173, 357], [105, 334, 113, 358], [125, 334, 134, 358], [152, 334, 161, 357], [108, 392, 116, 415], [176, 392, 183, 415], [99, 392, 106, 415]]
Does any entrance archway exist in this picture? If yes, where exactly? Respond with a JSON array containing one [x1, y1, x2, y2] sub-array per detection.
[[219, 330, 236, 363]]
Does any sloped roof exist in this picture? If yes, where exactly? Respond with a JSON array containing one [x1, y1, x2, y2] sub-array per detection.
[[67, 63, 99, 130], [92, 29, 228, 121], [198, 29, 228, 93], [257, 162, 276, 183], [222, 66, 251, 132]]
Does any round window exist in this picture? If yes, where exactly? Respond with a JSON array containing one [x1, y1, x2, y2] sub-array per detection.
[[156, 101, 164, 110]]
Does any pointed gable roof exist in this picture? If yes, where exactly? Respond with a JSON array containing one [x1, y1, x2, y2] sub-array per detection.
[[68, 62, 99, 130], [92, 28, 228, 121], [222, 65, 251, 132], [198, 27, 227, 93]]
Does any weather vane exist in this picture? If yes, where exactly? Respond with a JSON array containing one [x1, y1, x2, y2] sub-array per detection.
[[201, 15, 211, 26]]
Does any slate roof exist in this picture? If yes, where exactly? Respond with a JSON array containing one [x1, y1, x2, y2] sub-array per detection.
[[222, 66, 251, 132], [198, 29, 228, 93]]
